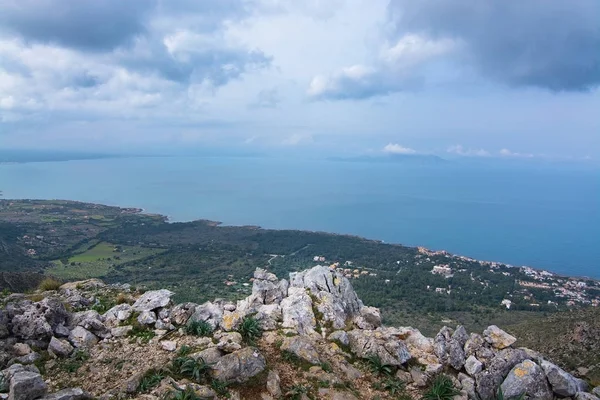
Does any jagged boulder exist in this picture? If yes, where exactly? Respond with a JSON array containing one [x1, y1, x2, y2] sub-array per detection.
[[251, 268, 289, 305], [137, 310, 157, 326], [483, 325, 517, 350], [475, 348, 530, 399], [353, 306, 382, 330], [540, 359, 579, 397], [347, 327, 411, 366], [190, 301, 223, 330], [212, 347, 266, 383], [132, 289, 174, 312], [465, 355, 483, 376], [103, 304, 133, 327], [11, 298, 69, 341], [68, 326, 98, 348], [290, 265, 363, 329], [192, 347, 224, 365], [501, 360, 553, 400], [8, 370, 48, 400], [281, 336, 321, 365], [280, 287, 317, 335], [448, 326, 469, 370]]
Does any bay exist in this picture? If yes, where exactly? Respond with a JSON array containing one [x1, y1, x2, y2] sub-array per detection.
[[1, 156, 598, 277]]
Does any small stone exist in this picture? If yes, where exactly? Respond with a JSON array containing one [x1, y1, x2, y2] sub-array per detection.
[[39, 388, 92, 400], [68, 327, 98, 348], [160, 341, 177, 352], [327, 331, 349, 346], [12, 343, 32, 357], [266, 370, 282, 398], [110, 326, 133, 338], [137, 310, 157, 326], [48, 337, 74, 358]]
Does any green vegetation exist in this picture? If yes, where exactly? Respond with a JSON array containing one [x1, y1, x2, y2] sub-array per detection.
[[286, 384, 311, 400], [237, 315, 262, 344], [184, 320, 213, 337], [422, 375, 460, 400], [366, 353, 394, 376], [59, 349, 90, 373], [172, 357, 213, 383], [167, 388, 203, 400], [138, 369, 166, 393]]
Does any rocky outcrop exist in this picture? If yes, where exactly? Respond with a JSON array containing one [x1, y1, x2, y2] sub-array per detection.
[[1, 265, 599, 400]]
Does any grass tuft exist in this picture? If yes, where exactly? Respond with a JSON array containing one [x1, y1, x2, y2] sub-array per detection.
[[38, 277, 62, 291]]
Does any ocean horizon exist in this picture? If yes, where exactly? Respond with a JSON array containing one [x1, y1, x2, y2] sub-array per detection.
[[1, 156, 598, 278]]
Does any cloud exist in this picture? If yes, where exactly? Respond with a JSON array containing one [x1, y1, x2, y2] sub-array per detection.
[[447, 145, 490, 157], [282, 133, 314, 146], [499, 148, 535, 158], [387, 0, 600, 91], [383, 143, 417, 155], [307, 34, 454, 100]]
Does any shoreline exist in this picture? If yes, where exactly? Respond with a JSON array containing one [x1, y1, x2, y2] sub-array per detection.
[[4, 197, 597, 281]]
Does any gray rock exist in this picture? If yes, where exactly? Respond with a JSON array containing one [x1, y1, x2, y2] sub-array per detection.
[[448, 326, 468, 370], [10, 352, 40, 365], [575, 378, 590, 393], [71, 311, 108, 338], [483, 326, 516, 350], [110, 326, 132, 338], [192, 347, 224, 365], [254, 304, 282, 331], [8, 371, 48, 400], [12, 343, 31, 357], [53, 324, 70, 338], [266, 370, 282, 398], [353, 306, 382, 330], [132, 289, 174, 312], [252, 269, 289, 305], [347, 328, 411, 366], [39, 388, 92, 400], [328, 330, 349, 346], [103, 304, 132, 327], [540, 359, 578, 397], [154, 320, 175, 331], [0, 310, 9, 338], [280, 287, 316, 335], [170, 303, 197, 326], [465, 355, 483, 376], [212, 347, 266, 383], [68, 327, 98, 348], [11, 298, 69, 341], [137, 310, 157, 326], [500, 360, 552, 400], [458, 373, 478, 400], [290, 266, 363, 329], [280, 336, 321, 365], [475, 348, 529, 400], [434, 326, 453, 363], [575, 393, 600, 400], [464, 333, 486, 358], [160, 341, 177, 352], [48, 337, 73, 358], [190, 302, 224, 330], [592, 387, 600, 397]]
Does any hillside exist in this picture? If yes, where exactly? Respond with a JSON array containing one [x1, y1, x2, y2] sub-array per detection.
[[1, 266, 599, 400]]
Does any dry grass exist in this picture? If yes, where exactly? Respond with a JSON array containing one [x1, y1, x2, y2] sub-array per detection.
[[38, 277, 62, 291]]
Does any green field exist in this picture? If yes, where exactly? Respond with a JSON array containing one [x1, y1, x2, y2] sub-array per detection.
[[47, 242, 165, 280]]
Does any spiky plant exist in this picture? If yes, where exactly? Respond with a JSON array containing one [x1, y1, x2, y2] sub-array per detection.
[[184, 320, 213, 337], [237, 315, 262, 343], [422, 375, 460, 400], [366, 353, 394, 376]]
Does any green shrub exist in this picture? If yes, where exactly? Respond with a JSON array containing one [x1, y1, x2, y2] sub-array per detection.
[[167, 388, 202, 400], [210, 379, 229, 396], [184, 320, 213, 337], [382, 377, 406, 396], [495, 388, 525, 400], [286, 384, 310, 400], [177, 345, 193, 357], [422, 375, 460, 400], [0, 373, 8, 393], [366, 353, 394, 376], [237, 315, 262, 343], [320, 361, 333, 373], [38, 277, 62, 291], [138, 369, 165, 393], [174, 357, 213, 383]]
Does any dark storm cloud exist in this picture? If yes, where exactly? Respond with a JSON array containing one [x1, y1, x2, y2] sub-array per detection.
[[0, 0, 154, 51], [388, 0, 600, 91]]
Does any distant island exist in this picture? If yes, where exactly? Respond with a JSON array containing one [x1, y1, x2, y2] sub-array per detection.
[[328, 153, 449, 165]]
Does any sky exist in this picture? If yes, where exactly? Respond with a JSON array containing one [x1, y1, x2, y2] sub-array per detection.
[[0, 0, 599, 160]]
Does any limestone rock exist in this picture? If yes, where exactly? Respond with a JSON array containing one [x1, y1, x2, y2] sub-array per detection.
[[353, 306, 381, 330], [39, 388, 92, 400], [68, 326, 98, 348], [190, 302, 223, 330], [11, 298, 69, 341], [474, 348, 529, 400], [212, 347, 266, 383], [191, 347, 224, 365], [8, 371, 48, 400], [280, 287, 316, 335], [448, 326, 469, 370], [48, 337, 73, 358], [160, 341, 177, 352], [252, 269, 289, 305], [434, 326, 453, 363], [328, 330, 349, 346], [483, 325, 516, 350], [254, 304, 282, 331], [347, 328, 411, 366], [132, 289, 174, 312], [576, 393, 600, 400], [137, 310, 157, 326], [465, 355, 483, 376], [170, 303, 197, 326], [540, 359, 579, 397], [103, 304, 132, 327], [280, 336, 321, 365], [500, 360, 553, 400], [110, 326, 133, 338], [266, 370, 282, 398], [12, 343, 31, 357]]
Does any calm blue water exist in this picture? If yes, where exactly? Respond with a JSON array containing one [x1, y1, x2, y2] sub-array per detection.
[[1, 157, 598, 277]]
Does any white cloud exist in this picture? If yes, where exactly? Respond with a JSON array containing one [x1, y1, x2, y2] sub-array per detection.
[[447, 145, 490, 157], [383, 143, 416, 154], [499, 148, 534, 158], [282, 133, 314, 146]]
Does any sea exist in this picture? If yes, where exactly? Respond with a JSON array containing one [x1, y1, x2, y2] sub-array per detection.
[[1, 156, 598, 278]]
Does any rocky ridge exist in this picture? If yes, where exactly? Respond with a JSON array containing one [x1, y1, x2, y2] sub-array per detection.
[[0, 265, 598, 400]]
